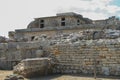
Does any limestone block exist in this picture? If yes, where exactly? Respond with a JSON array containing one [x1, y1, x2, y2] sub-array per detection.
[[14, 58, 54, 77], [15, 42, 41, 50], [102, 67, 110, 76], [102, 48, 108, 51], [35, 50, 44, 57], [0, 43, 8, 50], [8, 42, 18, 51]]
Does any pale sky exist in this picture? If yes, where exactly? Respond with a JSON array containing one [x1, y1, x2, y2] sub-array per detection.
[[0, 0, 120, 37]]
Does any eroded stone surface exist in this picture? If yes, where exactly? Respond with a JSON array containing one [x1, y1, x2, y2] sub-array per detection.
[[0, 12, 120, 77], [13, 58, 55, 78]]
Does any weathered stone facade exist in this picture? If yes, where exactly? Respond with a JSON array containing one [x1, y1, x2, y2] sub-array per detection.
[[0, 42, 46, 69], [27, 12, 92, 29], [51, 40, 120, 76], [9, 12, 120, 41], [13, 58, 54, 77], [10, 39, 120, 76], [0, 12, 120, 77]]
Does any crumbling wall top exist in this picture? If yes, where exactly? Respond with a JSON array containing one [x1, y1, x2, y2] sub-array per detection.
[[56, 12, 82, 17]]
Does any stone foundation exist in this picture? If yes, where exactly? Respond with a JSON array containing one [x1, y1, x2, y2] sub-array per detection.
[[0, 39, 120, 76], [52, 40, 120, 76]]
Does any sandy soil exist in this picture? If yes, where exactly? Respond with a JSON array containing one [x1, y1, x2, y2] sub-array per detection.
[[27, 74, 120, 80], [0, 70, 13, 80], [0, 70, 120, 80]]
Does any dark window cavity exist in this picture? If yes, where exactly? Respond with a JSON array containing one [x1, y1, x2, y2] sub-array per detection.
[[77, 20, 80, 25], [40, 19, 44, 28], [31, 36, 35, 41], [61, 22, 65, 26], [61, 17, 65, 21], [61, 17, 65, 26], [40, 24, 44, 28], [40, 20, 44, 23]]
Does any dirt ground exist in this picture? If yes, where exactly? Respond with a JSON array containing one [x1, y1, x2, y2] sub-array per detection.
[[27, 74, 120, 80], [0, 70, 120, 80], [0, 70, 13, 80]]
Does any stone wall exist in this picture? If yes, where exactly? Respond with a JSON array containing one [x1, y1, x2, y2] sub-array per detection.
[[51, 40, 120, 76], [0, 38, 120, 76], [0, 42, 47, 69], [27, 12, 92, 29], [12, 23, 119, 41]]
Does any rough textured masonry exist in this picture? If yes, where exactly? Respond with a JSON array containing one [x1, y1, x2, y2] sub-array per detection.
[[0, 42, 44, 69], [13, 58, 54, 78], [51, 40, 120, 76], [0, 12, 120, 77]]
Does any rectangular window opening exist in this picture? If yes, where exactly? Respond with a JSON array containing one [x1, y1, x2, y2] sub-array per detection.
[[61, 22, 65, 26], [77, 20, 80, 25], [39, 19, 45, 28], [40, 24, 44, 28]]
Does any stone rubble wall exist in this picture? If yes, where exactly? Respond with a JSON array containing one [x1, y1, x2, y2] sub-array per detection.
[[52, 39, 120, 76], [0, 38, 120, 76], [13, 23, 119, 42], [0, 41, 48, 69]]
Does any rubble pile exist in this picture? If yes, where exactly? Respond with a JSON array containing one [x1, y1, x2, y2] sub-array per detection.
[[0, 36, 9, 43], [4, 74, 24, 80], [30, 29, 120, 45]]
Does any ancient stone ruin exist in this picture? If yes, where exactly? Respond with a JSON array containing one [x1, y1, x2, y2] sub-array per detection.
[[0, 12, 120, 77], [13, 58, 55, 78]]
